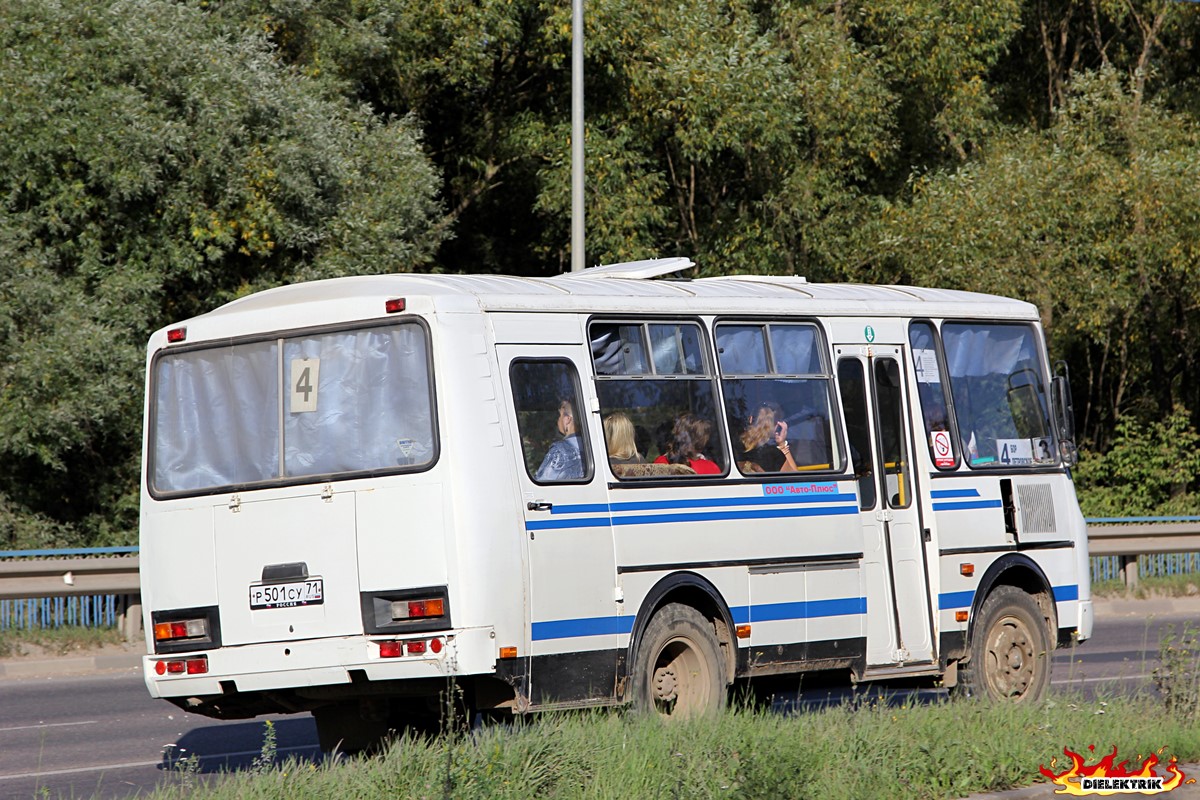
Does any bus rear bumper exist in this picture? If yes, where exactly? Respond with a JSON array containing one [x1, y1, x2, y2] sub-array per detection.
[[143, 626, 497, 700]]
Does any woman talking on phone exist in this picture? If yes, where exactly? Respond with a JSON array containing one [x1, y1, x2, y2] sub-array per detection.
[[738, 402, 798, 473]]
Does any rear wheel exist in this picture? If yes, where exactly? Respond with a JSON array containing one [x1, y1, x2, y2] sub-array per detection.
[[958, 585, 1051, 702], [632, 603, 726, 718], [312, 702, 389, 754]]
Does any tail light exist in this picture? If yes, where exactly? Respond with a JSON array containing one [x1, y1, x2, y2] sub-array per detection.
[[154, 656, 208, 676], [154, 618, 208, 643], [390, 597, 445, 621], [378, 637, 446, 659]]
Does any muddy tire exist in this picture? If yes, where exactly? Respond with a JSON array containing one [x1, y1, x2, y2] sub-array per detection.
[[632, 603, 726, 718], [957, 585, 1051, 703]]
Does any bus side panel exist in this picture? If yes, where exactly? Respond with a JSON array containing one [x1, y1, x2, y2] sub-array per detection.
[[355, 482, 449, 595], [928, 475, 1010, 553], [140, 504, 218, 645], [612, 478, 864, 675], [437, 311, 530, 677]]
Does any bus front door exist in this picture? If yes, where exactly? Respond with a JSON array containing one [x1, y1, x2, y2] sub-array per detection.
[[498, 346, 620, 707], [836, 345, 935, 668]]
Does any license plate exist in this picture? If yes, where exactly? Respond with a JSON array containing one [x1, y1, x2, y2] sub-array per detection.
[[249, 578, 324, 609]]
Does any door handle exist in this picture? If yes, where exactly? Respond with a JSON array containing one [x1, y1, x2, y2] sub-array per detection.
[[527, 501, 553, 512]]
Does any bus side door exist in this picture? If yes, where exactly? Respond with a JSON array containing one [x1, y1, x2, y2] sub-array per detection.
[[835, 345, 935, 667], [498, 346, 620, 707]]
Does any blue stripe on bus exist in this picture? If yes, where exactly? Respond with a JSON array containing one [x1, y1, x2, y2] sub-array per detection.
[[938, 590, 976, 609], [550, 502, 612, 514], [549, 492, 859, 516], [611, 505, 858, 527], [525, 516, 616, 531], [1052, 584, 1079, 602], [932, 499, 1003, 511], [526, 503, 858, 531], [532, 597, 867, 641], [742, 596, 867, 623], [531, 615, 636, 641], [930, 489, 981, 498], [939, 584, 1080, 610]]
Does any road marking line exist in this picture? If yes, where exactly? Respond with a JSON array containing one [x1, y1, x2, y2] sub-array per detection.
[[0, 720, 98, 733], [0, 759, 159, 781], [0, 744, 320, 781], [1053, 673, 1151, 684]]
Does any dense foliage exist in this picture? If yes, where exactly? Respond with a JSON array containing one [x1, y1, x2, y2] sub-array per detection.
[[3, 0, 1200, 545]]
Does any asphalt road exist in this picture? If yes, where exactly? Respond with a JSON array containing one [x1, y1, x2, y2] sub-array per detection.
[[0, 671, 320, 799], [1, 597, 1196, 800]]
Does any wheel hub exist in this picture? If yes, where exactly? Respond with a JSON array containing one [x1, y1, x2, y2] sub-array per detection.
[[653, 665, 679, 702], [987, 618, 1035, 697]]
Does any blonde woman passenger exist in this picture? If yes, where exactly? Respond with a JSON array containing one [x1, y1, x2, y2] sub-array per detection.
[[738, 403, 797, 473], [604, 412, 644, 465]]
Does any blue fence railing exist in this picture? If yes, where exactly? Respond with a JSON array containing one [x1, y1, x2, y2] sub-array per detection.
[[1084, 517, 1200, 585], [0, 595, 121, 631], [0, 546, 139, 633]]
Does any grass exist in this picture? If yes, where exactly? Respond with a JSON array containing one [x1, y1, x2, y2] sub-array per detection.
[[0, 624, 123, 658], [1091, 572, 1200, 598], [139, 691, 1200, 800]]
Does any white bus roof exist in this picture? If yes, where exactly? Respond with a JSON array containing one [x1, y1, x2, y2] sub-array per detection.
[[172, 258, 1039, 336]]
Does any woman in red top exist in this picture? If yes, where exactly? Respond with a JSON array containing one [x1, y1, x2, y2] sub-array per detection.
[[653, 413, 721, 474]]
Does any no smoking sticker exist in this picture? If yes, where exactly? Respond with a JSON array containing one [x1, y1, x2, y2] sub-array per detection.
[[931, 430, 954, 468]]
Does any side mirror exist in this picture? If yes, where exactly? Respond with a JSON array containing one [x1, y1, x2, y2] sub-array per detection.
[[1051, 362, 1077, 467]]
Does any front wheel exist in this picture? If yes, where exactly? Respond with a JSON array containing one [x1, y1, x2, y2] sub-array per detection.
[[958, 585, 1051, 703], [632, 603, 726, 718]]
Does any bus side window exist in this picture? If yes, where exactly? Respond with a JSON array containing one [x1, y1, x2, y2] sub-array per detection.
[[509, 360, 593, 484], [590, 320, 726, 479], [717, 322, 840, 476], [837, 359, 877, 510], [908, 321, 957, 470]]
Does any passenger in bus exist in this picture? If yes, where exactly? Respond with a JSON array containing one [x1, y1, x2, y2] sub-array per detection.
[[603, 413, 644, 466], [653, 413, 721, 474], [737, 403, 798, 473], [535, 400, 585, 481]]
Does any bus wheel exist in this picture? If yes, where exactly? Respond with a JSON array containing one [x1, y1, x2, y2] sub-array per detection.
[[312, 702, 389, 754], [960, 585, 1051, 703], [633, 603, 726, 718]]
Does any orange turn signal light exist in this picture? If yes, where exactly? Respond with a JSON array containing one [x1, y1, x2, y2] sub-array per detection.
[[735, 624, 752, 639], [960, 563, 975, 577], [499, 646, 518, 659], [955, 610, 969, 623]]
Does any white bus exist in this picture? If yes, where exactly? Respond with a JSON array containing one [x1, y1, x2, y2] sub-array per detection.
[[139, 258, 1092, 751]]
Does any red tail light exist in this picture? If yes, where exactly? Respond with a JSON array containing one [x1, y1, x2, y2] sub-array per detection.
[[156, 656, 208, 675], [390, 597, 445, 621], [154, 618, 208, 643]]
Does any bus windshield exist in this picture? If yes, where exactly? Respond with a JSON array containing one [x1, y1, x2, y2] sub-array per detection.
[[942, 322, 1054, 468], [150, 322, 435, 495]]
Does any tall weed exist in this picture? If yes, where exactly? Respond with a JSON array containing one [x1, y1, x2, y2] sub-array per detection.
[[147, 693, 1200, 800]]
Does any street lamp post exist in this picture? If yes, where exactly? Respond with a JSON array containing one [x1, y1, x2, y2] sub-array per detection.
[[570, 0, 585, 272]]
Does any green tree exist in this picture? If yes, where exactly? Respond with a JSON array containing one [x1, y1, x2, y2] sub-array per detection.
[[0, 0, 444, 547], [1074, 407, 1200, 517], [879, 67, 1200, 448]]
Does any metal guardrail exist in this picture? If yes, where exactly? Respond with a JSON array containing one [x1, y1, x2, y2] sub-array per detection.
[[1085, 517, 1200, 589], [0, 547, 142, 640], [1085, 517, 1200, 556], [2, 520, 1198, 637]]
